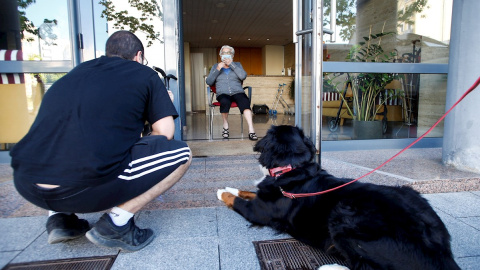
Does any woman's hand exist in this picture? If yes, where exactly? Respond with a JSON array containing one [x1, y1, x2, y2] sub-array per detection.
[[217, 62, 226, 70], [223, 57, 232, 67]]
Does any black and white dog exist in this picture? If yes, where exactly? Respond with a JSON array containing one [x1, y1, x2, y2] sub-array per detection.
[[217, 125, 460, 270]]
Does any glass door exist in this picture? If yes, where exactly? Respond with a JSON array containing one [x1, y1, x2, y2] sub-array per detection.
[[0, 0, 81, 148], [293, 0, 324, 153]]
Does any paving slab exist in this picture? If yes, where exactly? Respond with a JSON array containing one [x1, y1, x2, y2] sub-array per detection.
[[0, 251, 20, 269], [138, 208, 218, 239], [112, 237, 220, 270], [0, 216, 46, 251], [423, 192, 480, 217], [9, 213, 118, 264]]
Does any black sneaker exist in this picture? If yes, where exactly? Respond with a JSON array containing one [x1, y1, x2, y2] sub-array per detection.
[[46, 213, 90, 244], [85, 213, 155, 252]]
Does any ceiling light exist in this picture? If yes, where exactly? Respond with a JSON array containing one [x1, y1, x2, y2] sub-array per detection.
[[248, 38, 251, 40], [228, 37, 232, 40]]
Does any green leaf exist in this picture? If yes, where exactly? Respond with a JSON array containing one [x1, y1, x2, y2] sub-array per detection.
[[99, 0, 163, 46]]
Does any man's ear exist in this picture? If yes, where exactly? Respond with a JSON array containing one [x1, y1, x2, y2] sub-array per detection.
[[133, 51, 143, 64]]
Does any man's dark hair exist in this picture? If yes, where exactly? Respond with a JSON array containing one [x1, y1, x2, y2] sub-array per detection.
[[105, 30, 144, 60]]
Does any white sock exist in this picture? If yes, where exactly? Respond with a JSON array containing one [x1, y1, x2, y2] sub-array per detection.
[[109, 207, 134, 226], [49, 210, 72, 216]]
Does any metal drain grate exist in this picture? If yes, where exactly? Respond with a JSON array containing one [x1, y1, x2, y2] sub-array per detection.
[[3, 255, 116, 270], [253, 238, 347, 270]]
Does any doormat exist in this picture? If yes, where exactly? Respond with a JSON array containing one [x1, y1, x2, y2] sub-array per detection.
[[3, 255, 116, 270], [253, 238, 347, 270]]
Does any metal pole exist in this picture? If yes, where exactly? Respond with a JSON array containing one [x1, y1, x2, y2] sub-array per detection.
[[312, 0, 323, 157]]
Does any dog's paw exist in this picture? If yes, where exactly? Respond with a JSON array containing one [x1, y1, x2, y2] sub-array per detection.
[[317, 264, 350, 270], [225, 187, 239, 196], [217, 189, 227, 201], [216, 189, 236, 208]]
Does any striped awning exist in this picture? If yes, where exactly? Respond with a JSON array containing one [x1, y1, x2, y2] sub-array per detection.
[[0, 50, 25, 84]]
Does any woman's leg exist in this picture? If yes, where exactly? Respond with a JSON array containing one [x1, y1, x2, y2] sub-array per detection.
[[232, 93, 256, 136], [243, 109, 255, 134], [217, 94, 232, 134], [221, 112, 229, 130]]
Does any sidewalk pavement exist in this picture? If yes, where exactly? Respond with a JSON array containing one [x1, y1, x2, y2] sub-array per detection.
[[0, 148, 479, 270]]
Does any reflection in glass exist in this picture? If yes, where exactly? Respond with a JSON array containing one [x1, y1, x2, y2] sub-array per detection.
[[0, 73, 64, 146], [18, 0, 71, 61], [322, 73, 446, 140], [301, 38, 313, 138], [323, 0, 452, 64], [299, 0, 313, 137]]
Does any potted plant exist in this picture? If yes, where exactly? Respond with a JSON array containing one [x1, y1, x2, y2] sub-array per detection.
[[331, 25, 401, 139]]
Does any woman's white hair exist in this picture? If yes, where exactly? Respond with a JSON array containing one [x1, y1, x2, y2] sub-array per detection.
[[219, 45, 235, 56]]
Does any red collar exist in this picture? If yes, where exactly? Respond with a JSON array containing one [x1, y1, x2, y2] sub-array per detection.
[[269, 165, 294, 177]]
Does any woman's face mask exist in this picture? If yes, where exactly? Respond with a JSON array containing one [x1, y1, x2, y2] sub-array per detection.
[[221, 54, 232, 61]]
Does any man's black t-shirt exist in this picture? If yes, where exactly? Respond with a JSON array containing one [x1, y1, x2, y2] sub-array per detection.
[[10, 56, 178, 187]]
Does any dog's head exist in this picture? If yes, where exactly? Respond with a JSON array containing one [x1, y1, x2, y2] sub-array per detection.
[[253, 125, 316, 169]]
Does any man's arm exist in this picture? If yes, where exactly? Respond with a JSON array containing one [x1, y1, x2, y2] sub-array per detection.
[[150, 116, 175, 139]]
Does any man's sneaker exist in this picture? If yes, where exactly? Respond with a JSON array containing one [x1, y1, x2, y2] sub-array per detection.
[[46, 213, 90, 244], [85, 213, 155, 252]]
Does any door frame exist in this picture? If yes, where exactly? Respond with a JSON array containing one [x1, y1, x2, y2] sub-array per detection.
[[163, 0, 185, 140], [293, 0, 324, 154]]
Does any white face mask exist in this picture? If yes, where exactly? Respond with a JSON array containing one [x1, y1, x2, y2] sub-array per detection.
[[221, 54, 232, 61]]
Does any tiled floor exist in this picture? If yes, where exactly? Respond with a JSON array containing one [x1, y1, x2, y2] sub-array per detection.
[[183, 112, 418, 141]]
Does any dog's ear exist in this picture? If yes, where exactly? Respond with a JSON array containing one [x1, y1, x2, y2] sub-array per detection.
[[289, 126, 316, 166], [253, 125, 277, 168], [255, 125, 316, 169], [253, 125, 274, 154], [298, 127, 316, 160]]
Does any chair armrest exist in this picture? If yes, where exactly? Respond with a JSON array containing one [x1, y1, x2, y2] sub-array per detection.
[[243, 86, 252, 99]]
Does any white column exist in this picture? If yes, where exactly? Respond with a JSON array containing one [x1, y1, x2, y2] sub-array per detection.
[[442, 0, 480, 173]]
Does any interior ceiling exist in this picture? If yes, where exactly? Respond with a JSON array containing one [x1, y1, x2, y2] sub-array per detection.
[[182, 0, 293, 48]]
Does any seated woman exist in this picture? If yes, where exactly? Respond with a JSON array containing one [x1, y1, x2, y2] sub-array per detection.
[[206, 45, 258, 141]]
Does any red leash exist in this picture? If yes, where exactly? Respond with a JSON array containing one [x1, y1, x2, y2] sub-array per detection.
[[282, 76, 480, 199]]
